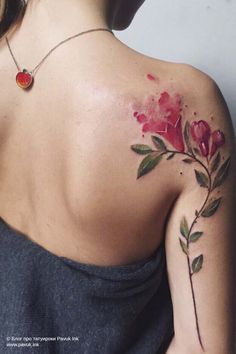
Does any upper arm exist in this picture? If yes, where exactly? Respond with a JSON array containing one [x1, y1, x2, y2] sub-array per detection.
[[165, 74, 236, 353]]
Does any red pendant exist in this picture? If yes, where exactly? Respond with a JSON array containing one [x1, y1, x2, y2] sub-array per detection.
[[16, 69, 33, 89]]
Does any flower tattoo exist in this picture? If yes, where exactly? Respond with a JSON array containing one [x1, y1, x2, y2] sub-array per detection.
[[130, 76, 231, 351]]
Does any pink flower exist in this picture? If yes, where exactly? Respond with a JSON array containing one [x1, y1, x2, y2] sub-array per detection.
[[190, 121, 225, 158], [190, 120, 211, 142], [137, 114, 148, 123], [147, 74, 156, 81], [210, 130, 225, 157], [199, 141, 209, 157], [133, 91, 185, 152], [190, 120, 211, 157]]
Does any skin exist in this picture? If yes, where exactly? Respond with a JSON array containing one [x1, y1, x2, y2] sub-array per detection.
[[0, 1, 235, 353], [131, 88, 234, 352]]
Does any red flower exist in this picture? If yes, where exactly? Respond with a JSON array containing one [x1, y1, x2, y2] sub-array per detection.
[[133, 91, 185, 152], [210, 130, 225, 157], [190, 120, 211, 143], [137, 114, 148, 123], [190, 120, 211, 157], [190, 121, 225, 158]]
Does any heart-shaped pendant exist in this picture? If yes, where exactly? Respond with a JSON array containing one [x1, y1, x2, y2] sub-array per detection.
[[16, 69, 33, 89]]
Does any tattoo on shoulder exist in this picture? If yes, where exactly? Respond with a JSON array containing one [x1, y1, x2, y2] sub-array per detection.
[[130, 73, 231, 352]]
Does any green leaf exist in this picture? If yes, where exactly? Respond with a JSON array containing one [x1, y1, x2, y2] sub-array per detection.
[[194, 169, 209, 188], [180, 216, 189, 239], [212, 157, 231, 190], [151, 136, 167, 152], [201, 197, 222, 217], [210, 152, 221, 174], [193, 147, 201, 156], [192, 255, 203, 273], [131, 144, 154, 155], [182, 158, 193, 164], [189, 231, 203, 243], [167, 152, 175, 160], [179, 238, 188, 255], [184, 121, 192, 153], [137, 153, 162, 179]]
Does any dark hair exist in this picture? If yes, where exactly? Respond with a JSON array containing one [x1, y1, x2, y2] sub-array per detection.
[[0, 0, 26, 38]]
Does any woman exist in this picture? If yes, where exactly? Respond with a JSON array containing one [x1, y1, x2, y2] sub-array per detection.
[[0, 1, 235, 353]]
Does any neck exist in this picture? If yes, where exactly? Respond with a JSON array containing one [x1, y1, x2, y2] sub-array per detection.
[[12, 0, 114, 41]]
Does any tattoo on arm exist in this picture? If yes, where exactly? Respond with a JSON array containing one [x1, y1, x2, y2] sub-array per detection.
[[130, 74, 231, 352]]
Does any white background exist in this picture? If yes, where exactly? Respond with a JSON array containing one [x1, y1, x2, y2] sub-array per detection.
[[114, 0, 236, 132]]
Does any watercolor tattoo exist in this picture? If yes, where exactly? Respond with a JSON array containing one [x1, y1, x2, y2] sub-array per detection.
[[130, 74, 231, 351]]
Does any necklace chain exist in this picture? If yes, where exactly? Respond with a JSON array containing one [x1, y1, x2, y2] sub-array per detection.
[[6, 28, 114, 76]]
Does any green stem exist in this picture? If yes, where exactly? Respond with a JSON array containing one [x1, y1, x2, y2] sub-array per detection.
[[187, 254, 205, 350], [187, 183, 211, 248], [164, 150, 211, 184], [160, 148, 212, 352]]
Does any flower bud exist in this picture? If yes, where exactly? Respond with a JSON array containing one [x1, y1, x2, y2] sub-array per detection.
[[210, 130, 225, 157], [190, 120, 211, 144], [212, 130, 225, 147], [199, 141, 209, 157]]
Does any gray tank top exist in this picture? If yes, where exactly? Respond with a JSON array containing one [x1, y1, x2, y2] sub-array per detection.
[[0, 216, 174, 354]]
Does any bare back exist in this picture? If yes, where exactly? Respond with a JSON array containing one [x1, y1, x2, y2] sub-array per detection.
[[0, 32, 187, 265], [1, 19, 236, 353]]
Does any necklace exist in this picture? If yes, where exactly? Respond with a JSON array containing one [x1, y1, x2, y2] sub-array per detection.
[[5, 27, 114, 90]]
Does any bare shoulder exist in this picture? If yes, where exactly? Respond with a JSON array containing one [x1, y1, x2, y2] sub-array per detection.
[[180, 62, 236, 153], [172, 61, 236, 178], [127, 51, 236, 185], [127, 48, 235, 143], [173, 62, 233, 116], [156, 59, 235, 145], [156, 61, 236, 353]]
